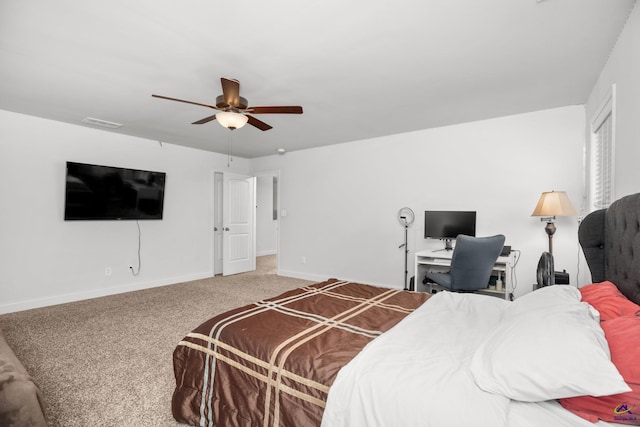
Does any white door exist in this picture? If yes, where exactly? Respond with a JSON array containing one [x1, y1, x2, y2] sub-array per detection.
[[222, 173, 256, 276]]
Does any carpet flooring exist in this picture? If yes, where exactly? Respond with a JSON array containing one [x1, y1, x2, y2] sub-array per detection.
[[0, 256, 313, 426]]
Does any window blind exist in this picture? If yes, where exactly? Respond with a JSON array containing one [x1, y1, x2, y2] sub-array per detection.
[[590, 99, 614, 210], [587, 84, 616, 211]]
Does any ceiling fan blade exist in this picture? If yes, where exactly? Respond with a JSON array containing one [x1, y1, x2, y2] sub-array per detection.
[[192, 114, 217, 125], [220, 77, 241, 108], [246, 115, 273, 131], [152, 94, 218, 110], [248, 106, 303, 114]]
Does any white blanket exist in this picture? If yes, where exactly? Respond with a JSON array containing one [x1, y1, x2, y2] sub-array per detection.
[[321, 291, 511, 427], [322, 289, 631, 427]]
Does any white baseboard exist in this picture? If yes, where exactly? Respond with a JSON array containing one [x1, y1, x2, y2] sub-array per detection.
[[256, 250, 277, 257], [276, 269, 329, 283], [1, 270, 402, 315], [0, 271, 212, 315], [277, 270, 400, 290]]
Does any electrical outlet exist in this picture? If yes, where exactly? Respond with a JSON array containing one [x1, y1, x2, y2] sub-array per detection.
[[105, 267, 112, 276], [301, 256, 306, 264], [577, 215, 584, 223]]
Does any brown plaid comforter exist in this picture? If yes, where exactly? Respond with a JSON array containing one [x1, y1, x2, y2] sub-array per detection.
[[172, 278, 430, 427]]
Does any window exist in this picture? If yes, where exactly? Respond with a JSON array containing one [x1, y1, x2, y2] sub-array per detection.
[[589, 85, 616, 211]]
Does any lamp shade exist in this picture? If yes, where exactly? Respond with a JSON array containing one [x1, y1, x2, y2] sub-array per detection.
[[531, 191, 578, 218], [216, 111, 248, 130]]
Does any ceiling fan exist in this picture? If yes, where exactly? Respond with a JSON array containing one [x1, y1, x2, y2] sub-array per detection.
[[152, 77, 303, 131]]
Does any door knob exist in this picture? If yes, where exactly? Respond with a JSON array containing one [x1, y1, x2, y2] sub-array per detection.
[[214, 227, 218, 231], [224, 227, 230, 231]]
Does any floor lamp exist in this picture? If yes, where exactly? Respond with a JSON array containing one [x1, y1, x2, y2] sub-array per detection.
[[397, 207, 415, 291], [531, 191, 578, 254]]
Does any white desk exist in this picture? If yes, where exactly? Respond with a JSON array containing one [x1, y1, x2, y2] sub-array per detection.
[[414, 249, 515, 300]]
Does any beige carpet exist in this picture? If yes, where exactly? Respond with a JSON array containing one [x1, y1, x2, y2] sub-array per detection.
[[0, 255, 313, 427]]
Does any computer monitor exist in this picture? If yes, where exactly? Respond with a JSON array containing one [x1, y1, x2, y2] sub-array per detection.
[[424, 210, 476, 250]]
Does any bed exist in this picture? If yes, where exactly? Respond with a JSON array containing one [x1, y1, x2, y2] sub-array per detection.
[[172, 279, 430, 426], [173, 193, 640, 427]]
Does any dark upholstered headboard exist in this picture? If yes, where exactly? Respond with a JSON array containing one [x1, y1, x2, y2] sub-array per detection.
[[578, 193, 640, 305]]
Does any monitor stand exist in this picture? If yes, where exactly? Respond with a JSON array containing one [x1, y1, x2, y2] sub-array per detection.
[[434, 238, 454, 252]]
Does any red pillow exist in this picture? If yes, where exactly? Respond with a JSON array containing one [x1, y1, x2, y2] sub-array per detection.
[[579, 281, 640, 321], [560, 314, 640, 424]]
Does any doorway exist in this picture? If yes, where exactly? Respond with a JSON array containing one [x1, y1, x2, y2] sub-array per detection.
[[255, 172, 279, 276], [256, 173, 279, 255]]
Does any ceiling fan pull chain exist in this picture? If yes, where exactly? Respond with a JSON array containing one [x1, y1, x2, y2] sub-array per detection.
[[227, 130, 233, 167]]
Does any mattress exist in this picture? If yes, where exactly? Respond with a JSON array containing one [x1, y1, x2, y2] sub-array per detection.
[[172, 278, 430, 426]]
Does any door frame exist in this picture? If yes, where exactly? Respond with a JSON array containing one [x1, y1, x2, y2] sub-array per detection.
[[211, 169, 281, 276], [212, 171, 223, 275]]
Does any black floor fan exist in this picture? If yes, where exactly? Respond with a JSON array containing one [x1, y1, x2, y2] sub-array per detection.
[[397, 207, 415, 291]]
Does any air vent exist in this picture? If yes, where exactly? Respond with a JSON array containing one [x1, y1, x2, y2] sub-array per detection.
[[81, 117, 123, 129]]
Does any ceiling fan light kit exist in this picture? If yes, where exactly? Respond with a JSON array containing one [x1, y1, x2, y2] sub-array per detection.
[[216, 111, 248, 130]]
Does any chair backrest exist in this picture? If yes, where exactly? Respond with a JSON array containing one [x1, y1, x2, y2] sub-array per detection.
[[449, 234, 506, 291]]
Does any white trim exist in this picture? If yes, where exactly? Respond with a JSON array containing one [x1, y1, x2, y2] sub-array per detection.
[[256, 250, 277, 257], [590, 85, 615, 132], [0, 271, 213, 314], [211, 170, 225, 276], [276, 270, 401, 290]]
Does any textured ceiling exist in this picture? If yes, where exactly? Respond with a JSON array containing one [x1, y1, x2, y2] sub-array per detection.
[[0, 0, 636, 158]]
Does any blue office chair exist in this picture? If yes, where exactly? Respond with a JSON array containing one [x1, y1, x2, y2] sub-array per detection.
[[424, 234, 506, 292]]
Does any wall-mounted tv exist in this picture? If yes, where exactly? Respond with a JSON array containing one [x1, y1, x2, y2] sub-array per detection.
[[64, 161, 166, 220], [424, 210, 476, 250]]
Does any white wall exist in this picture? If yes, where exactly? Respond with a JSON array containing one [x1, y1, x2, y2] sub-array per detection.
[[572, 2, 639, 286], [0, 110, 251, 314], [253, 106, 585, 297], [585, 2, 639, 201], [7, 7, 639, 312]]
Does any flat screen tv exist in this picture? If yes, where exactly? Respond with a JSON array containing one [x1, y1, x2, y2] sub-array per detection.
[[64, 161, 166, 220], [424, 210, 476, 250]]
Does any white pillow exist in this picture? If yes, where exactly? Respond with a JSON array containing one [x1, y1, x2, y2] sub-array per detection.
[[470, 299, 630, 402], [502, 285, 581, 319]]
